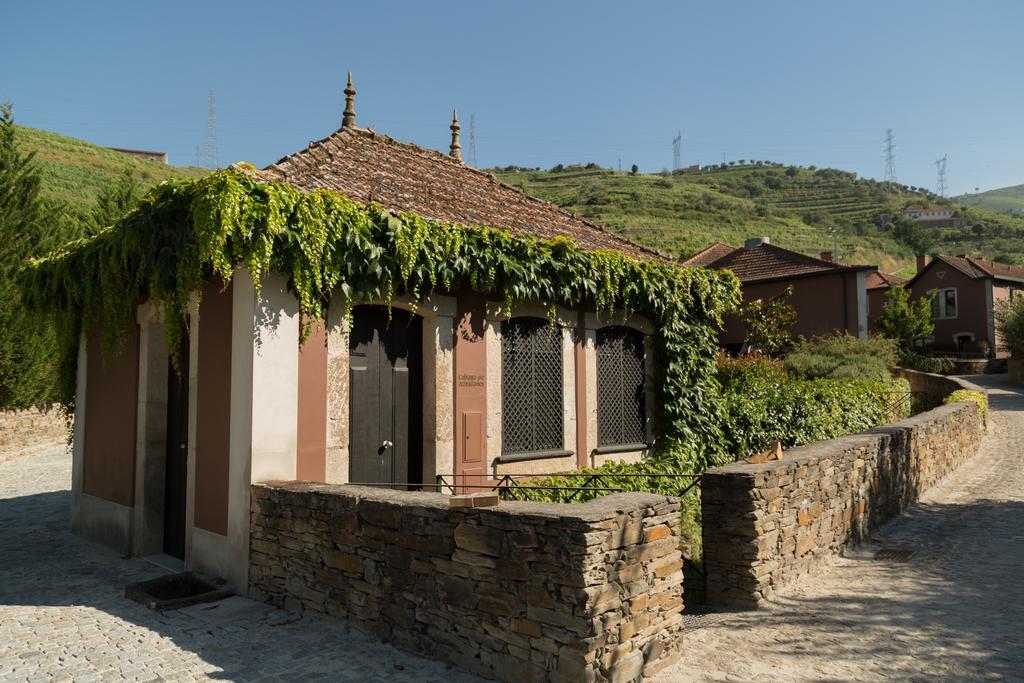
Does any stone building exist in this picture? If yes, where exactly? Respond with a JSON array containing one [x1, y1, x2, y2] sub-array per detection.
[[69, 76, 665, 592]]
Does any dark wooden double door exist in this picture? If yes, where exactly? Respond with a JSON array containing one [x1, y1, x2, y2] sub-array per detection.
[[349, 306, 423, 487]]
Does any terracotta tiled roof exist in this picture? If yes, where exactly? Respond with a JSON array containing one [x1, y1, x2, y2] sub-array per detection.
[[684, 242, 875, 283], [251, 126, 665, 261], [931, 255, 1024, 282], [865, 271, 909, 290], [680, 242, 735, 267]]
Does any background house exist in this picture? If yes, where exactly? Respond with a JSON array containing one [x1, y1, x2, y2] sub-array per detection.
[[902, 205, 964, 228], [905, 254, 1024, 356], [684, 237, 876, 348], [866, 270, 909, 331]]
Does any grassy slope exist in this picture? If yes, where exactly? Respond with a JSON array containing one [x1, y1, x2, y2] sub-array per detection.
[[955, 184, 1024, 216], [495, 164, 1024, 275], [16, 125, 207, 210]]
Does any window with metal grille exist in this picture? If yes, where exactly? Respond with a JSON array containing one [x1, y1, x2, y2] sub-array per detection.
[[597, 326, 647, 447], [501, 317, 564, 456]]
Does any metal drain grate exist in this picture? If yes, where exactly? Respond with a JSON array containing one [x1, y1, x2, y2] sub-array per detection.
[[875, 547, 915, 562]]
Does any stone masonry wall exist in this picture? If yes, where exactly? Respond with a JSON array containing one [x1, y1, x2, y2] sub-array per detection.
[[702, 396, 985, 608], [0, 406, 67, 464], [892, 367, 987, 417], [249, 483, 684, 683]]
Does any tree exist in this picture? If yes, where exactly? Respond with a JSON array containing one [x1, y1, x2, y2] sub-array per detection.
[[88, 168, 141, 235], [630, 163, 638, 175], [0, 103, 67, 407], [785, 165, 798, 177], [739, 286, 797, 355], [996, 297, 1024, 359], [891, 217, 935, 255], [875, 287, 934, 345]]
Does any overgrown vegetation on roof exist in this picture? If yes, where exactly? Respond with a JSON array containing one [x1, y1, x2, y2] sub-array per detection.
[[24, 168, 741, 472]]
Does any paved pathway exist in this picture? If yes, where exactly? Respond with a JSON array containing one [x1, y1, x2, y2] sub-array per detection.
[[659, 374, 1024, 682], [0, 447, 484, 682]]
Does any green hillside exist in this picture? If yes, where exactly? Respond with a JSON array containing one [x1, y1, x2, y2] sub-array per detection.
[[495, 163, 1024, 275], [955, 184, 1024, 217], [15, 125, 207, 210]]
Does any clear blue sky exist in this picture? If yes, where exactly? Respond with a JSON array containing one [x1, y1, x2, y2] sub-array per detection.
[[4, 0, 1022, 195]]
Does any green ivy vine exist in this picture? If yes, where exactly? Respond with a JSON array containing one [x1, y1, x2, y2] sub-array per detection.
[[23, 168, 740, 471]]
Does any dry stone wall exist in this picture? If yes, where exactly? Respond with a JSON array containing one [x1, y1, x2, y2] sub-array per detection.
[[702, 394, 985, 608], [0, 406, 67, 464], [249, 482, 685, 683]]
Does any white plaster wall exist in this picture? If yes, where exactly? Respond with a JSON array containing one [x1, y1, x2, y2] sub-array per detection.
[[70, 332, 87, 534], [187, 269, 301, 593], [132, 302, 169, 556]]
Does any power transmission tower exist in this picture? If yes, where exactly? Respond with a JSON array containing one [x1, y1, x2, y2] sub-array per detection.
[[672, 131, 682, 171], [197, 90, 219, 169], [469, 114, 478, 167], [935, 154, 948, 197], [883, 129, 897, 188]]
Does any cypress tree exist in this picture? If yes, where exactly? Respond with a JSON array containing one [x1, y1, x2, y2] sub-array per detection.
[[0, 103, 65, 407]]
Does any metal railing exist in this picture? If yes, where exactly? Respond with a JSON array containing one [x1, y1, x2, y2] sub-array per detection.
[[435, 472, 700, 501]]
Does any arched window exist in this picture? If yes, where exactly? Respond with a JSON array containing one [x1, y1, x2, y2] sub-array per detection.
[[597, 326, 647, 447], [501, 317, 564, 456]]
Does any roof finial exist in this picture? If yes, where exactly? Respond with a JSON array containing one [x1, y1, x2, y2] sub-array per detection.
[[449, 108, 462, 161], [342, 71, 357, 129]]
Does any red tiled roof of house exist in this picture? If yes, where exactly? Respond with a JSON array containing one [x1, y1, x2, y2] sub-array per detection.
[[865, 271, 909, 290], [680, 242, 735, 267], [250, 126, 665, 261], [683, 242, 875, 283], [938, 255, 1024, 282]]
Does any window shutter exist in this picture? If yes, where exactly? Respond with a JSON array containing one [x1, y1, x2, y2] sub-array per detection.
[[501, 318, 563, 455], [596, 326, 647, 447]]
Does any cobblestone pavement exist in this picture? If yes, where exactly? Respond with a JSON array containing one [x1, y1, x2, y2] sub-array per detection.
[[0, 447, 484, 682], [660, 374, 1024, 682]]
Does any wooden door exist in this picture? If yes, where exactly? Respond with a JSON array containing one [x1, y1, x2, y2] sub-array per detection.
[[348, 306, 423, 487], [163, 337, 189, 560]]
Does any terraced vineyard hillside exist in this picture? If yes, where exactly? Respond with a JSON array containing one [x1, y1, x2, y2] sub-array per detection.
[[15, 125, 207, 211], [495, 163, 1024, 275], [955, 184, 1024, 217]]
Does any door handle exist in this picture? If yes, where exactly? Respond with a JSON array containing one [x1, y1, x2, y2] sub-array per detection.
[[382, 440, 394, 449]]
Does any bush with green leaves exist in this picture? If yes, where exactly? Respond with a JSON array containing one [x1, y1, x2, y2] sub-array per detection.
[[783, 333, 899, 382], [738, 285, 797, 355], [996, 297, 1024, 359], [876, 286, 935, 344], [898, 349, 954, 374], [715, 351, 786, 384], [720, 370, 910, 460], [944, 389, 987, 423]]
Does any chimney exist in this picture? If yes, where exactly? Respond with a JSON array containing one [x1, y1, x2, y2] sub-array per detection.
[[744, 236, 770, 250], [916, 254, 929, 272], [820, 250, 833, 262], [342, 72, 357, 129], [449, 109, 462, 161]]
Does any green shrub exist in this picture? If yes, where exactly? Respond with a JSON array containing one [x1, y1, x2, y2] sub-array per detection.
[[944, 389, 987, 423], [898, 350, 955, 374], [996, 297, 1024, 359], [715, 351, 786, 384], [784, 333, 899, 382], [720, 371, 910, 460]]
